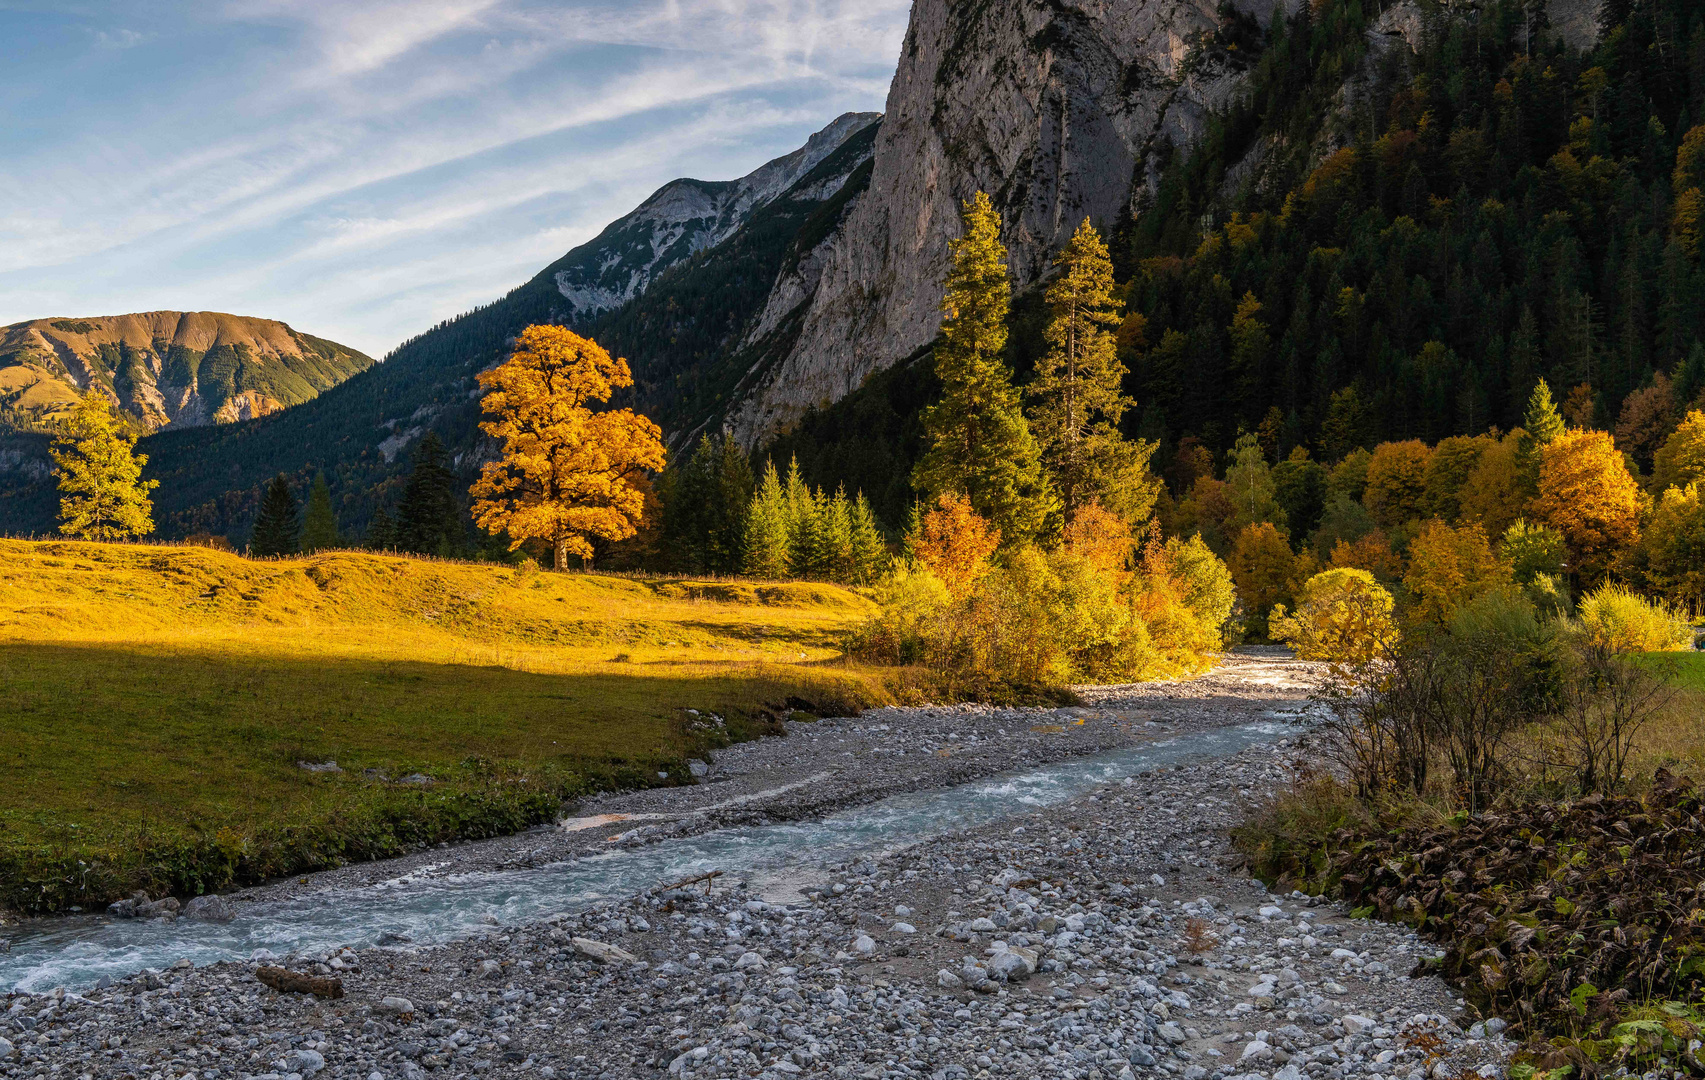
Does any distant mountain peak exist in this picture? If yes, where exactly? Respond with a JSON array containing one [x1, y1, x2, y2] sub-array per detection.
[[0, 311, 371, 434], [549, 111, 881, 323]]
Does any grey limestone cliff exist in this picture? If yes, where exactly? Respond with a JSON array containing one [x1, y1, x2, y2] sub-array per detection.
[[723, 0, 1286, 445]]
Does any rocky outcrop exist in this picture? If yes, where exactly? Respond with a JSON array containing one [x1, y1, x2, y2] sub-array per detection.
[[547, 112, 881, 324], [723, 0, 1286, 444], [0, 311, 371, 434]]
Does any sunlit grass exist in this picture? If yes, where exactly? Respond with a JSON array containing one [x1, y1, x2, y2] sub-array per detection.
[[0, 538, 894, 909]]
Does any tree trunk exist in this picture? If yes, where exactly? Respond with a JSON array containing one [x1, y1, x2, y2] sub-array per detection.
[[555, 535, 568, 571]]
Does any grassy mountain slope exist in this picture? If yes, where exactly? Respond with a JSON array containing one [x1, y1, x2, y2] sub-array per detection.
[[0, 311, 371, 434], [0, 537, 886, 912]]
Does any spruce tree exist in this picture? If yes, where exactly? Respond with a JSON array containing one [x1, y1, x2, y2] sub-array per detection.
[[366, 507, 398, 551], [1516, 378, 1566, 493], [743, 460, 792, 578], [397, 432, 464, 556], [300, 472, 339, 552], [848, 493, 888, 584], [782, 457, 817, 572], [662, 433, 754, 573], [914, 191, 1055, 543], [250, 474, 301, 557], [816, 487, 856, 582]]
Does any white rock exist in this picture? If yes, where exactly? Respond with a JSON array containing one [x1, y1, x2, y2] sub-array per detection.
[[0, 1037, 12, 1060], [572, 938, 639, 963], [852, 935, 876, 956], [937, 969, 963, 988], [968, 917, 998, 932], [284, 1048, 325, 1076], [733, 951, 766, 970], [1241, 1040, 1273, 1062], [375, 996, 414, 1016], [1274, 1065, 1305, 1080], [891, 922, 917, 934], [1331, 948, 1360, 959], [1342, 1014, 1377, 1035]]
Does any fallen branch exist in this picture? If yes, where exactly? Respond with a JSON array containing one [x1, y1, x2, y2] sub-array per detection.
[[652, 870, 722, 895], [256, 965, 344, 999]]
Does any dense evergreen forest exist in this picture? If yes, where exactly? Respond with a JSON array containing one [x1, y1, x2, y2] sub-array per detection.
[[779, 0, 1705, 514]]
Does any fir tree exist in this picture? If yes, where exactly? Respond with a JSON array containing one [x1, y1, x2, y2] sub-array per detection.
[[914, 191, 1055, 542], [250, 474, 301, 557], [1516, 378, 1566, 493], [397, 432, 465, 557], [743, 461, 792, 579], [1028, 217, 1155, 523], [48, 392, 157, 540], [300, 472, 339, 553]]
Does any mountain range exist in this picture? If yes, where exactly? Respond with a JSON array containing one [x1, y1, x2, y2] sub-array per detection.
[[9, 0, 1698, 546]]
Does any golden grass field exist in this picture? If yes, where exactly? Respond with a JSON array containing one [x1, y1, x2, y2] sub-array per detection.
[[0, 538, 893, 912]]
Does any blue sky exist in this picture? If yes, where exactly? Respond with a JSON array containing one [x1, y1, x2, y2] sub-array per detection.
[[0, 0, 911, 358]]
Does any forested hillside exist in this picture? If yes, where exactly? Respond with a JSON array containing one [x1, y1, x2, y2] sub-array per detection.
[[781, 0, 1705, 507]]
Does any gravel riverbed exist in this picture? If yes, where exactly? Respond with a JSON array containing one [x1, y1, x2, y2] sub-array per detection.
[[0, 654, 1512, 1080]]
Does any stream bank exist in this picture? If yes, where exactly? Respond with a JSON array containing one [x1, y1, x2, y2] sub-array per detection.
[[0, 654, 1512, 1080]]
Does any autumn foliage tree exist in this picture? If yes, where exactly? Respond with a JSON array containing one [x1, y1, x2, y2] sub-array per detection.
[[471, 325, 666, 570], [1403, 520, 1513, 623], [911, 492, 1001, 597], [49, 391, 157, 540], [1532, 429, 1643, 582]]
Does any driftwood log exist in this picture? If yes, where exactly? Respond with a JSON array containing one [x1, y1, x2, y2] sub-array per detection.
[[652, 869, 722, 895], [256, 965, 344, 999]]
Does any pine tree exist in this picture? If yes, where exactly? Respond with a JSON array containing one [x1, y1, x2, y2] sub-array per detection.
[[1028, 217, 1155, 523], [914, 191, 1055, 542], [663, 434, 753, 572], [48, 392, 157, 540], [300, 472, 339, 553], [1516, 378, 1566, 494], [398, 432, 465, 557], [250, 474, 301, 557], [743, 461, 792, 578]]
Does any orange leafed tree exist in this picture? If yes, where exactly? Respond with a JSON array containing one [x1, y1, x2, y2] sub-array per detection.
[[912, 492, 1001, 596], [1531, 428, 1643, 581], [471, 325, 666, 570]]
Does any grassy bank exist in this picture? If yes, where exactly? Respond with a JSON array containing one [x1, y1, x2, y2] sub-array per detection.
[[0, 539, 891, 914]]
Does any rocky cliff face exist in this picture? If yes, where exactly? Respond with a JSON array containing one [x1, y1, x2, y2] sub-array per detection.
[[722, 0, 1284, 444], [0, 312, 372, 433], [546, 112, 881, 325]]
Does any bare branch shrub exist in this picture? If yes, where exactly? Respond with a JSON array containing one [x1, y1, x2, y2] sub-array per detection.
[[1542, 642, 1676, 794]]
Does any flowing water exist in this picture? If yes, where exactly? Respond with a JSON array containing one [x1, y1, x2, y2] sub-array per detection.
[[0, 717, 1304, 993]]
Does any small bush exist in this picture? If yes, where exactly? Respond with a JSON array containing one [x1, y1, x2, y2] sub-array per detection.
[[1577, 583, 1692, 652]]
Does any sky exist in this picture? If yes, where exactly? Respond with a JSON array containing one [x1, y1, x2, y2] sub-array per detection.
[[0, 0, 911, 358]]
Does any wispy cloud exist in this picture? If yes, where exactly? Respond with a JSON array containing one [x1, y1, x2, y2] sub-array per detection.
[[0, 0, 910, 355]]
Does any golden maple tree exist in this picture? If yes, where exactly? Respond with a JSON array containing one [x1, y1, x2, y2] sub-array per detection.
[[1531, 428, 1643, 580], [471, 325, 666, 570], [1403, 519, 1513, 623]]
